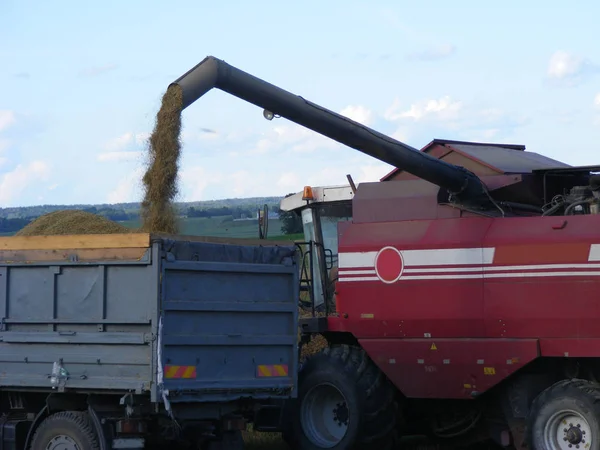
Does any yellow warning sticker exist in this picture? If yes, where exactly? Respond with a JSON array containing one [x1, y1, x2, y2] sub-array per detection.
[[430, 343, 437, 351], [484, 367, 496, 375]]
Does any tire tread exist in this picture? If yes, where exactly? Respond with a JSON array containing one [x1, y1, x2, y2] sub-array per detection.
[[296, 344, 399, 449], [30, 411, 101, 450], [527, 378, 600, 450]]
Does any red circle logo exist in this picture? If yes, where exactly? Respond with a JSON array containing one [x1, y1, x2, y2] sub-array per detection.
[[375, 246, 404, 284]]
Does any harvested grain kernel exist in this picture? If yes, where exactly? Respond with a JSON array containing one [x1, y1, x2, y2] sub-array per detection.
[[140, 84, 183, 234], [15, 210, 130, 236]]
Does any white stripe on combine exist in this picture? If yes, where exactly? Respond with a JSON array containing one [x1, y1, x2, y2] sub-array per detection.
[[338, 276, 380, 282], [338, 270, 600, 282], [338, 252, 377, 269], [401, 263, 600, 274], [590, 245, 600, 262], [338, 247, 496, 269], [338, 269, 377, 275]]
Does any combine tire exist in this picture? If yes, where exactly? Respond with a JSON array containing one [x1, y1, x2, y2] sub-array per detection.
[[528, 378, 600, 450], [30, 411, 101, 450], [290, 344, 399, 450]]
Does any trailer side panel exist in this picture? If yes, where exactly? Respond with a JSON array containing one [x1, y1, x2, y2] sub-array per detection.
[[159, 240, 299, 403], [0, 246, 158, 394]]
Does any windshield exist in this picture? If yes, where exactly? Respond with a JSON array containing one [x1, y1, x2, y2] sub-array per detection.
[[317, 202, 352, 267]]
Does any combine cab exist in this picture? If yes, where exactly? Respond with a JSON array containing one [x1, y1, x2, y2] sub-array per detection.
[[280, 184, 354, 313]]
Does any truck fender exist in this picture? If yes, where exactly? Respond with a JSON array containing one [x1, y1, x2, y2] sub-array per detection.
[[87, 404, 108, 450], [23, 403, 107, 450], [23, 405, 48, 450]]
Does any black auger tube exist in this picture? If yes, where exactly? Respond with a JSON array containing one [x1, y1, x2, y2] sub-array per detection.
[[171, 56, 485, 202]]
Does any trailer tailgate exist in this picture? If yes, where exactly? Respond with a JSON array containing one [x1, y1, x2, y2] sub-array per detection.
[[159, 240, 299, 402]]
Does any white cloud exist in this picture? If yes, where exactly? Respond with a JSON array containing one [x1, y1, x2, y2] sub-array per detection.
[[0, 160, 51, 205], [547, 51, 597, 86], [251, 125, 339, 155], [381, 96, 528, 142], [357, 163, 394, 182], [0, 139, 10, 153], [229, 170, 272, 197], [407, 44, 456, 61], [547, 51, 584, 80], [594, 93, 600, 108], [181, 129, 220, 144], [179, 166, 227, 202], [340, 105, 374, 126], [385, 96, 463, 122], [97, 151, 143, 162], [98, 132, 150, 162], [135, 132, 150, 145], [104, 132, 149, 152], [80, 63, 119, 77], [0, 110, 16, 132], [301, 166, 365, 189], [107, 167, 144, 204], [277, 172, 300, 190], [390, 127, 410, 143], [105, 133, 135, 151]]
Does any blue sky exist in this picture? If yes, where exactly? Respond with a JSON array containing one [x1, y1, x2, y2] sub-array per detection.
[[1, 0, 599, 207]]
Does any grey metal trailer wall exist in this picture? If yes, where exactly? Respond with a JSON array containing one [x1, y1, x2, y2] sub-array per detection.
[[0, 236, 299, 406]]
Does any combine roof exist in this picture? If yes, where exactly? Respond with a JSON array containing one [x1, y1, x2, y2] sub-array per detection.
[[381, 139, 570, 181]]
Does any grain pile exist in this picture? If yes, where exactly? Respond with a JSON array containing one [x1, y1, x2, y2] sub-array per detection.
[[15, 210, 130, 236], [139, 84, 183, 234], [299, 308, 329, 359]]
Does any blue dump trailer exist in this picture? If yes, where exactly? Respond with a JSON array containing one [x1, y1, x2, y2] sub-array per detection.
[[0, 232, 299, 450]]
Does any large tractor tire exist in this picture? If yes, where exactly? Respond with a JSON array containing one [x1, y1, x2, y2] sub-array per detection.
[[289, 344, 400, 450], [528, 378, 600, 450], [30, 411, 101, 450]]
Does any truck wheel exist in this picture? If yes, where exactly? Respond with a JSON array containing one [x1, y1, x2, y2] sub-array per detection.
[[30, 411, 101, 450], [291, 344, 399, 450], [528, 379, 600, 450]]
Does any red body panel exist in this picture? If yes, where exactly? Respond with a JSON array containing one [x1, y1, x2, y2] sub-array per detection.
[[358, 338, 539, 399], [333, 213, 600, 399]]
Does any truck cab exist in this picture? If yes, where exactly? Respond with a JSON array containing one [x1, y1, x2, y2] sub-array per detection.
[[279, 184, 354, 313]]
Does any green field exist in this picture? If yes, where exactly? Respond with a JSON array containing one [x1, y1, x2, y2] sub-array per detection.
[[118, 215, 302, 240], [0, 215, 304, 241]]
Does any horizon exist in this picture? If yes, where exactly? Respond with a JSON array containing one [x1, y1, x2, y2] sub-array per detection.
[[2, 1, 600, 208], [0, 194, 288, 211]]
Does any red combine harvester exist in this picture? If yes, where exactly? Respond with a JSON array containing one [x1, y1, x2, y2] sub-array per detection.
[[171, 56, 600, 450]]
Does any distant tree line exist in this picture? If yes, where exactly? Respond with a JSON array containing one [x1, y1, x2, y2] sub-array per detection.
[[0, 217, 34, 233], [0, 196, 305, 236], [186, 205, 282, 220], [82, 207, 138, 222], [0, 197, 286, 221], [278, 193, 304, 235]]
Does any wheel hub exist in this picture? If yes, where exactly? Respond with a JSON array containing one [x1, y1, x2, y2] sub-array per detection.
[[543, 410, 592, 450], [566, 425, 583, 444], [46, 435, 81, 450], [333, 402, 349, 426], [301, 383, 350, 448]]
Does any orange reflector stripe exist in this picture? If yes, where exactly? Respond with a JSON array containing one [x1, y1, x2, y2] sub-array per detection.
[[256, 364, 289, 377], [164, 365, 197, 379]]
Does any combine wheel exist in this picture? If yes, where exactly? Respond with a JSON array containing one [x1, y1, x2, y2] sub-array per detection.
[[290, 344, 399, 450], [30, 411, 101, 450], [528, 379, 600, 450]]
